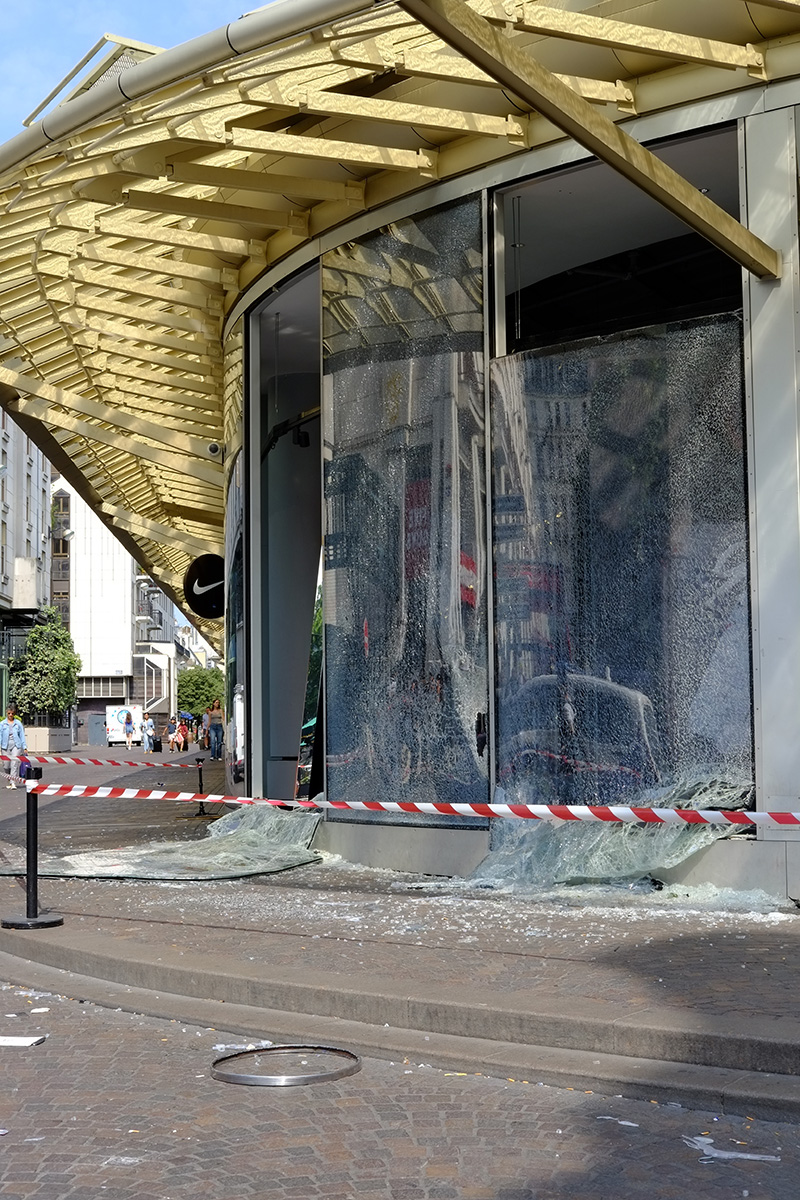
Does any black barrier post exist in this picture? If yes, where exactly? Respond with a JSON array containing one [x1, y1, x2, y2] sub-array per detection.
[[1, 773, 63, 930], [195, 757, 207, 816]]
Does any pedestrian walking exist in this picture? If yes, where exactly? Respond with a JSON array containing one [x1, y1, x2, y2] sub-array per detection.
[[175, 719, 189, 752], [1, 705, 28, 789], [202, 706, 211, 750], [208, 698, 224, 760], [123, 710, 134, 750], [142, 711, 155, 753], [163, 716, 177, 752]]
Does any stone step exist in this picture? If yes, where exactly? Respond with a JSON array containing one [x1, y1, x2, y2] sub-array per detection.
[[0, 947, 798, 1124], [1, 924, 798, 1078]]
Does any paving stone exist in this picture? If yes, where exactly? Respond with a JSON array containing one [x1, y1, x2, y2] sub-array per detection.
[[0, 983, 796, 1199]]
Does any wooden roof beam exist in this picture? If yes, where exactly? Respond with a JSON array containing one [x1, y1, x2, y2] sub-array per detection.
[[400, 0, 780, 280]]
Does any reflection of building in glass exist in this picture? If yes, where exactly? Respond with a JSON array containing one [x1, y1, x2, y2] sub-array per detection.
[[322, 208, 489, 816]]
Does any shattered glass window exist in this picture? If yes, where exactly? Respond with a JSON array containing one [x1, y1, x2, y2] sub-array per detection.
[[492, 314, 752, 807], [322, 199, 489, 823]]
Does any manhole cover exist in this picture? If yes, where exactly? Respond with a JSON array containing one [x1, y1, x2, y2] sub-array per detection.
[[211, 1043, 361, 1086]]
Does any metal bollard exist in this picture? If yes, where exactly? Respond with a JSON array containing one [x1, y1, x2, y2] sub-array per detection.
[[195, 757, 207, 816], [1, 774, 63, 929]]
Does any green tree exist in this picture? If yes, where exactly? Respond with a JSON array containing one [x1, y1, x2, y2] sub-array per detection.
[[9, 606, 81, 719], [177, 665, 225, 716]]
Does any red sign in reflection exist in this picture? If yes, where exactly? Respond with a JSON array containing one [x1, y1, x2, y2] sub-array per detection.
[[405, 479, 430, 580]]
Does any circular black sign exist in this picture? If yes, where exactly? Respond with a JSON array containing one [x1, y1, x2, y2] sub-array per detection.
[[183, 553, 225, 620]]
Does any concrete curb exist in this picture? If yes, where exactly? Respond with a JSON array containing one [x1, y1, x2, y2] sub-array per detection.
[[2, 924, 800, 1112], [0, 947, 798, 1124]]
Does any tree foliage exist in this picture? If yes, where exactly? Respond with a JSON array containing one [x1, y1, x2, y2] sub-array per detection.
[[9, 606, 81, 719], [177, 665, 225, 716]]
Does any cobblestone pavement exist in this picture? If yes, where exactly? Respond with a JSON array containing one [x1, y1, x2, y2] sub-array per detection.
[[0, 979, 797, 1200]]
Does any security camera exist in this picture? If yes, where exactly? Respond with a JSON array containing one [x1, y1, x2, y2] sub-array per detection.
[[207, 443, 222, 457]]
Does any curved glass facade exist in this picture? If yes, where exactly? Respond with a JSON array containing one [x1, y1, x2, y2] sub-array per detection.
[[238, 126, 753, 843]]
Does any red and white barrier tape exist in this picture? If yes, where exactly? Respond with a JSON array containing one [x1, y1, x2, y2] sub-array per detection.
[[25, 784, 799, 825], [3, 753, 198, 769]]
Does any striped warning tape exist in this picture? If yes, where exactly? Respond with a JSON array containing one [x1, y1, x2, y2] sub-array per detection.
[[2, 753, 198, 769], [25, 784, 797, 825]]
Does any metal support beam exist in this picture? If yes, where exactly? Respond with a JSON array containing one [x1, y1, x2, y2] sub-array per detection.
[[98, 502, 224, 557], [5, 394, 224, 487], [492, 3, 764, 73], [229, 127, 439, 175], [332, 36, 635, 106], [399, 0, 781, 279], [0, 365, 217, 459]]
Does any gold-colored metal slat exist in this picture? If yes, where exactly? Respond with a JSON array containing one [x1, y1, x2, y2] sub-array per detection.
[[332, 34, 635, 105], [75, 243, 235, 286], [97, 387, 221, 425], [98, 502, 223, 557], [155, 501, 224, 528], [102, 384, 222, 421], [121, 187, 309, 232], [97, 359, 219, 396], [9, 395, 224, 486], [95, 215, 262, 259], [228, 125, 438, 174], [63, 311, 218, 359], [68, 266, 222, 315], [164, 162, 366, 206], [108, 141, 359, 211], [0, 365, 219, 460], [82, 343, 220, 380], [247, 84, 527, 139], [67, 290, 217, 336], [490, 2, 765, 74], [400, 0, 779, 279]]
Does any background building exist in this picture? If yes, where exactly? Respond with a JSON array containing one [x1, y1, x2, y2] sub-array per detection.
[[0, 408, 52, 707], [51, 478, 178, 743]]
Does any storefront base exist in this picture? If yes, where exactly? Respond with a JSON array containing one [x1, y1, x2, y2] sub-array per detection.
[[313, 821, 490, 878], [658, 837, 800, 900]]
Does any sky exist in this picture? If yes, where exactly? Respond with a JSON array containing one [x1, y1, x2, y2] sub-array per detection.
[[0, 1, 269, 145]]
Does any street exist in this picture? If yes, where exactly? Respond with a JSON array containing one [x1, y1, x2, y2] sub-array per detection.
[[0, 978, 797, 1200]]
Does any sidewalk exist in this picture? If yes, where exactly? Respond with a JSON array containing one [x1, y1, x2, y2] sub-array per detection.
[[0, 747, 799, 1122]]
